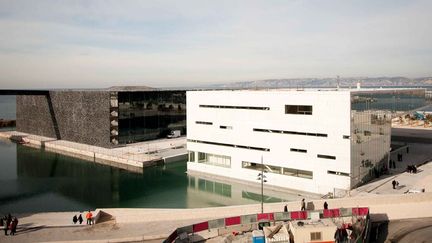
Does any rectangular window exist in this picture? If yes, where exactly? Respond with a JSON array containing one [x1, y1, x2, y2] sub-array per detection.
[[328, 170, 350, 177], [196, 121, 213, 125], [343, 135, 350, 139], [285, 105, 312, 115], [197, 152, 231, 168], [317, 154, 336, 160], [253, 128, 327, 138], [220, 125, 233, 129], [290, 148, 307, 153], [200, 104, 270, 110], [242, 161, 313, 179], [310, 232, 322, 241], [188, 139, 270, 152]]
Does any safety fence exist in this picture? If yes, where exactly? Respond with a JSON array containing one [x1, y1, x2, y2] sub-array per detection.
[[164, 207, 369, 242]]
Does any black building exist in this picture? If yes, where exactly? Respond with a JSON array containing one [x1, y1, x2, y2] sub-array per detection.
[[16, 87, 186, 148]]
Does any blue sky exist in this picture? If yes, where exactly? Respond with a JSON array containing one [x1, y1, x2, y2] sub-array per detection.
[[0, 0, 431, 88]]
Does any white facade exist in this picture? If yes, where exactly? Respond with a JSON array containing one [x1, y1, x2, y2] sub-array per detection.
[[186, 89, 388, 195]]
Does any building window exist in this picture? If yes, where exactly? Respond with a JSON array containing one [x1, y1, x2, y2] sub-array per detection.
[[200, 104, 270, 110], [220, 125, 233, 129], [282, 167, 313, 179], [343, 135, 350, 139], [285, 105, 312, 115], [188, 151, 195, 162], [197, 152, 231, 168], [310, 232, 322, 241], [328, 170, 350, 177], [290, 148, 307, 153], [188, 139, 270, 152], [253, 128, 327, 137], [242, 161, 313, 179], [317, 154, 336, 160], [196, 121, 213, 125]]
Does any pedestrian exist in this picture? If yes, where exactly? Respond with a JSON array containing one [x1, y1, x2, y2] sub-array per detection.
[[324, 201, 328, 210], [5, 214, 12, 236], [78, 214, 83, 224], [301, 198, 306, 211], [72, 215, 78, 224], [392, 180, 396, 189], [406, 146, 409, 154], [86, 211, 93, 225], [10, 217, 18, 236], [283, 204, 288, 212]]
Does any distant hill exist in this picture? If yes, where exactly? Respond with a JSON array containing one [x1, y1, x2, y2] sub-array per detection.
[[206, 77, 432, 89]]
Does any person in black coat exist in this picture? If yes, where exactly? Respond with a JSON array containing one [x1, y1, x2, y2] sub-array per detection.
[[78, 214, 83, 224], [324, 201, 328, 210], [72, 215, 78, 224]]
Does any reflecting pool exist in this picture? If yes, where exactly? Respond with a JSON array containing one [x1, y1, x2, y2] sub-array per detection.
[[0, 139, 307, 213]]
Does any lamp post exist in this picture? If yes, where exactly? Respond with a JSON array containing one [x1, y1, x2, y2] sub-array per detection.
[[256, 155, 267, 213]]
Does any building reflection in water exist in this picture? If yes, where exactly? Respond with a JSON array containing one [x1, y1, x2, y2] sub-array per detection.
[[186, 175, 315, 208]]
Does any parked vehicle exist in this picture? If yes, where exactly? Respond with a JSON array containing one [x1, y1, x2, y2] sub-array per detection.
[[167, 130, 181, 138]]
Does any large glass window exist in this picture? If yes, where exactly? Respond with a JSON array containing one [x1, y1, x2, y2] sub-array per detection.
[[242, 161, 313, 179], [197, 152, 231, 168], [117, 91, 186, 144]]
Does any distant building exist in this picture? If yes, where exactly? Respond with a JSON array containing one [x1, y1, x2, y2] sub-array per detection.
[[16, 87, 186, 148], [186, 88, 427, 194]]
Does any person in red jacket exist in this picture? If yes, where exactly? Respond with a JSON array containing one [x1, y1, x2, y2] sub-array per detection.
[[86, 211, 93, 225]]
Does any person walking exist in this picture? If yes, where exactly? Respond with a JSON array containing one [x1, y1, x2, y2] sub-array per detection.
[[392, 180, 397, 189], [86, 211, 93, 225], [72, 215, 78, 224], [78, 214, 83, 224], [301, 199, 306, 211], [284, 204, 288, 212], [5, 214, 12, 236], [10, 217, 18, 236], [324, 201, 328, 210]]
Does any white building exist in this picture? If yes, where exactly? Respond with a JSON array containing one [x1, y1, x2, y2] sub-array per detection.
[[186, 89, 425, 194]]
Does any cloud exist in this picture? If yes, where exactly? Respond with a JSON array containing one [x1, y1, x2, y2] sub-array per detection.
[[0, 0, 431, 88]]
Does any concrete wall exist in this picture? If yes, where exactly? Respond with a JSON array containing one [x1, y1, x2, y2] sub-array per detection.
[[17, 91, 111, 147]]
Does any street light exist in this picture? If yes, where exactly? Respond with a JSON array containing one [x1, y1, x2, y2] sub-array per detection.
[[256, 155, 267, 213]]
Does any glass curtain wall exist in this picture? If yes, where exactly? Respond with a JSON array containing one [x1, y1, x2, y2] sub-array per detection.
[[118, 91, 186, 144], [350, 89, 429, 187]]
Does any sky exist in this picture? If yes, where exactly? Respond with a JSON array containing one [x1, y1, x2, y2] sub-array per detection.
[[0, 0, 431, 89]]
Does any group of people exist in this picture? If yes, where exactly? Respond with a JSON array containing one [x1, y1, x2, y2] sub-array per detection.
[[72, 211, 93, 225], [283, 199, 329, 212], [1, 213, 18, 236], [406, 165, 417, 173]]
